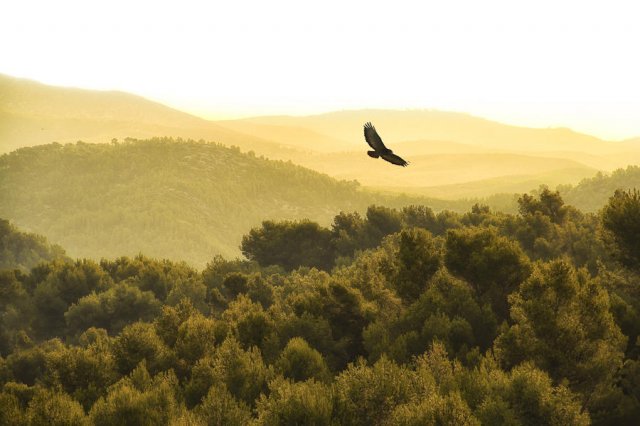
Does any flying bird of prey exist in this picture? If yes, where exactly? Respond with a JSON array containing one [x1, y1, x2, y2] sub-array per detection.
[[363, 122, 409, 167]]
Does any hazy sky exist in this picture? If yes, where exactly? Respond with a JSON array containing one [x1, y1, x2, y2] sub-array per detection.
[[2, 0, 639, 139]]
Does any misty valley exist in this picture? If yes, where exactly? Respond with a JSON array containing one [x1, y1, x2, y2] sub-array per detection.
[[1, 75, 640, 425]]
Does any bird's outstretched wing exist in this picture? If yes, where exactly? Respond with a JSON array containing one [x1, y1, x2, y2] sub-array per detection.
[[381, 152, 409, 167], [364, 122, 387, 151]]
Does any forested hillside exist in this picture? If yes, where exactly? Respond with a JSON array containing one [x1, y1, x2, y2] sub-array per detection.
[[1, 189, 639, 424], [0, 219, 67, 271], [475, 165, 640, 214], [0, 139, 457, 267], [561, 166, 640, 212], [2, 139, 637, 268]]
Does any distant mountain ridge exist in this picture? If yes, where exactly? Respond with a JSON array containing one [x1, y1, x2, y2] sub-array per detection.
[[220, 111, 639, 191], [4, 73, 637, 156], [293, 151, 596, 188], [0, 73, 298, 156], [224, 109, 621, 154], [2, 73, 639, 196]]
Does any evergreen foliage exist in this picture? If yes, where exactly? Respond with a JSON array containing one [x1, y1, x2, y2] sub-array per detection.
[[2, 187, 640, 424], [602, 189, 640, 269]]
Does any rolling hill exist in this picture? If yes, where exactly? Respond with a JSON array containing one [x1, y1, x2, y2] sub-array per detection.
[[1, 137, 637, 267], [382, 167, 598, 200], [291, 151, 597, 188], [2, 73, 639, 201], [219, 109, 627, 154], [0, 138, 446, 267], [217, 110, 640, 190], [0, 73, 300, 158]]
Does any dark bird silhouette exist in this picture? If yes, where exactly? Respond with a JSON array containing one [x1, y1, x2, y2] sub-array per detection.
[[363, 122, 409, 167]]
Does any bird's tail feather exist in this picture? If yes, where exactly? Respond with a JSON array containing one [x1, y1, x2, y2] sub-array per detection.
[[367, 151, 380, 158]]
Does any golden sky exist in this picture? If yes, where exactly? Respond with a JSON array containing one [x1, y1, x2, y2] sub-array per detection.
[[2, 0, 639, 140]]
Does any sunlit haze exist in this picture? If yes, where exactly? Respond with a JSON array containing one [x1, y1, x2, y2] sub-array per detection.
[[2, 0, 640, 140]]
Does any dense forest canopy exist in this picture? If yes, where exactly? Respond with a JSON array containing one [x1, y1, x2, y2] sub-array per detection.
[[1, 188, 639, 425]]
